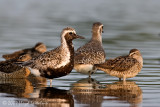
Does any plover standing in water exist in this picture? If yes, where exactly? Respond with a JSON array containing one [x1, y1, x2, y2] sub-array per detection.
[[17, 27, 84, 86], [74, 22, 106, 77], [95, 49, 143, 81], [2, 42, 47, 61]]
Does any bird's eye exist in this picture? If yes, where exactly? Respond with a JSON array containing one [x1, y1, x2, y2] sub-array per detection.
[[102, 26, 103, 29], [69, 32, 73, 35], [131, 52, 136, 56]]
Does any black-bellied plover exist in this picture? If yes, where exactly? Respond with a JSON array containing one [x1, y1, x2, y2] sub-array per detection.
[[17, 27, 84, 86], [74, 22, 106, 77], [2, 42, 47, 61], [95, 49, 143, 81]]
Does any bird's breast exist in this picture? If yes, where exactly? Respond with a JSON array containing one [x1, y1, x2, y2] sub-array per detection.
[[54, 48, 71, 69]]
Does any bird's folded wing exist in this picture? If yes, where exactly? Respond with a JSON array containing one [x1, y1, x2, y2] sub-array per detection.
[[96, 56, 138, 71], [0, 61, 23, 73], [22, 47, 61, 69], [74, 47, 105, 64]]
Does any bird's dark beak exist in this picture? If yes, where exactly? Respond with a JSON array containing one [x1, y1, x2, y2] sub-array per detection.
[[75, 34, 85, 39], [102, 26, 104, 33]]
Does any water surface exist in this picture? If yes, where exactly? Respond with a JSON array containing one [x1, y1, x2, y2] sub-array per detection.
[[0, 0, 160, 107]]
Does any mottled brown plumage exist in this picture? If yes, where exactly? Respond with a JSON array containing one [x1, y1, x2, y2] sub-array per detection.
[[2, 42, 47, 61], [95, 49, 143, 81], [0, 54, 31, 78], [19, 27, 84, 81], [74, 22, 106, 76]]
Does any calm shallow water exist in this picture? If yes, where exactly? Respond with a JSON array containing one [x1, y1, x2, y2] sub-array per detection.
[[0, 0, 160, 107]]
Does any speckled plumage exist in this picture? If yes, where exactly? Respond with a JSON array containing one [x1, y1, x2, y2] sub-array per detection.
[[95, 49, 143, 81], [19, 27, 84, 79], [74, 22, 106, 75], [0, 54, 31, 78], [75, 42, 105, 64], [2, 42, 47, 61]]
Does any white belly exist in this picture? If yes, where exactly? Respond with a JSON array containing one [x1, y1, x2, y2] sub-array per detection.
[[74, 64, 96, 74], [28, 67, 41, 77]]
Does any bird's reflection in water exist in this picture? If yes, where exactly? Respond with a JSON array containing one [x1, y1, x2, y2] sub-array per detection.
[[105, 81, 142, 106], [28, 75, 47, 87], [0, 78, 34, 98], [0, 77, 46, 98], [0, 77, 74, 107], [0, 77, 142, 106], [70, 78, 104, 107], [25, 87, 74, 107], [71, 78, 142, 107]]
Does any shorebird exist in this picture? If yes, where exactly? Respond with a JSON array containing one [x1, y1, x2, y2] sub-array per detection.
[[17, 27, 84, 86], [74, 22, 106, 77], [95, 49, 143, 81], [2, 42, 47, 61], [0, 54, 31, 78]]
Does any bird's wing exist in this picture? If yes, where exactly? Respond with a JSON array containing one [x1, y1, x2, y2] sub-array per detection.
[[96, 56, 138, 71], [74, 42, 105, 64], [22, 47, 62, 70], [2, 48, 32, 60], [0, 61, 23, 73]]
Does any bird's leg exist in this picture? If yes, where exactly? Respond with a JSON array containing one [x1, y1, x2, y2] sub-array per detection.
[[123, 77, 126, 85], [89, 74, 91, 78], [123, 77, 126, 82], [50, 79, 52, 87], [88, 71, 92, 78]]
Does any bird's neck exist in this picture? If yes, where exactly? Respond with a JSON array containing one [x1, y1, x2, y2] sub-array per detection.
[[91, 32, 102, 43], [67, 40, 75, 65], [138, 56, 143, 66], [133, 55, 143, 66], [66, 40, 74, 53], [61, 39, 74, 61]]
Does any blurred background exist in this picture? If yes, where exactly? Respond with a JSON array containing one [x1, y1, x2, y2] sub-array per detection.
[[0, 0, 160, 107], [0, 0, 160, 57]]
